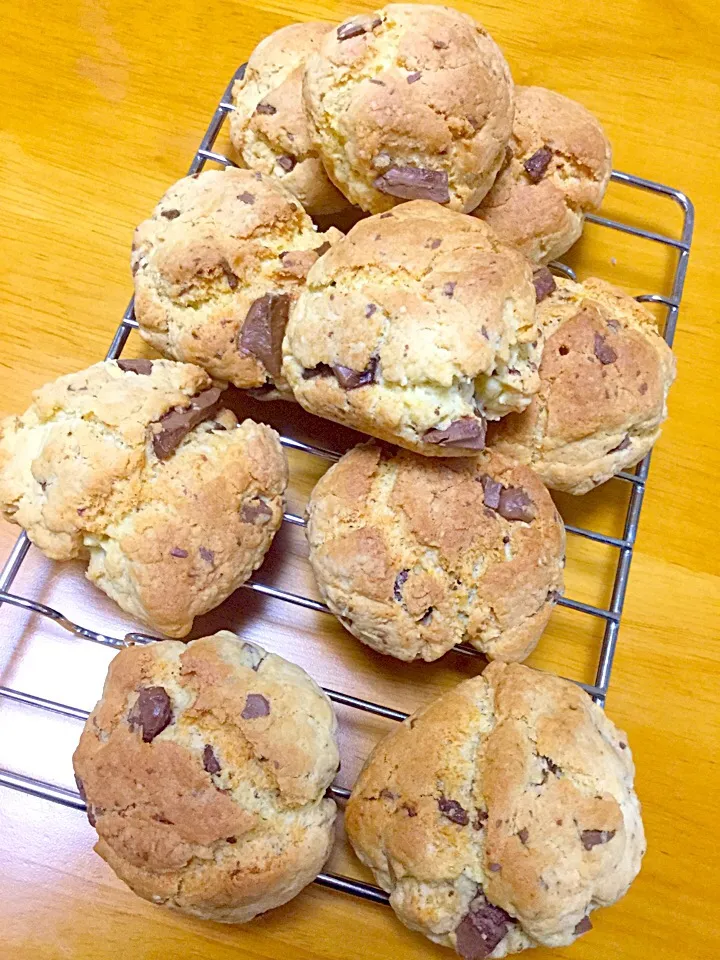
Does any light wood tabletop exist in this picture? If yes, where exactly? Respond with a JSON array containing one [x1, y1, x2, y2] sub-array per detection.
[[1, 0, 719, 958]]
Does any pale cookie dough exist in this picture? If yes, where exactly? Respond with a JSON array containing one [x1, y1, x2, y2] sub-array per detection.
[[346, 662, 645, 958], [474, 86, 612, 264], [487, 277, 676, 494], [0, 360, 288, 636], [132, 168, 340, 395], [282, 201, 541, 456], [307, 443, 564, 662], [73, 632, 339, 922], [230, 22, 352, 216], [303, 4, 514, 213]]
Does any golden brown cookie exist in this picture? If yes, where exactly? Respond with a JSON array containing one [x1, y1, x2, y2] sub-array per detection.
[[307, 443, 564, 662], [303, 4, 514, 213], [282, 201, 541, 456], [473, 86, 611, 264], [0, 360, 288, 636], [230, 22, 352, 216], [73, 632, 339, 922], [132, 168, 340, 394], [487, 277, 676, 494], [346, 662, 645, 957]]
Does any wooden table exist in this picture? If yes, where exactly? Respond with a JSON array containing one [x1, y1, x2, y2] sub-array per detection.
[[1, 1, 719, 957]]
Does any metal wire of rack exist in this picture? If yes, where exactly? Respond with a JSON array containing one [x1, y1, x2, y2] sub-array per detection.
[[0, 65, 694, 909]]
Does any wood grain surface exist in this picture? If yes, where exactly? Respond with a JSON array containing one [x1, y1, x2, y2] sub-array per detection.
[[1, 1, 719, 958]]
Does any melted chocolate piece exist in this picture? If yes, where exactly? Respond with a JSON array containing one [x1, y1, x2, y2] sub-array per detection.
[[199, 547, 215, 564], [403, 802, 418, 817], [332, 356, 378, 390], [128, 687, 173, 742], [241, 693, 271, 719], [574, 916, 593, 936], [609, 435, 632, 453], [238, 192, 255, 204], [424, 417, 486, 450], [241, 499, 272, 523], [161, 209, 181, 219], [438, 796, 469, 825], [473, 810, 489, 831], [242, 642, 266, 671], [302, 363, 333, 380], [152, 388, 223, 460], [517, 827, 529, 844], [581, 829, 616, 850], [337, 17, 381, 40], [373, 166, 450, 203], [203, 745, 221, 775], [418, 607, 433, 626], [394, 569, 409, 601], [365, 302, 377, 317], [379, 788, 397, 801], [277, 154, 296, 172], [455, 894, 513, 960], [497, 487, 536, 522], [443, 281, 457, 297], [523, 147, 553, 183], [169, 547, 188, 558], [238, 292, 290, 378], [315, 241, 331, 256], [407, 71, 422, 83], [255, 102, 277, 115], [221, 260, 238, 290], [594, 333, 618, 365], [117, 359, 153, 375], [532, 267, 556, 302]]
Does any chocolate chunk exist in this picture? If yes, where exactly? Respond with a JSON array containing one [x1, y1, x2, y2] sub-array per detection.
[[619, 741, 627, 750], [277, 154, 296, 172], [365, 302, 377, 318], [574, 916, 593, 936], [74, 774, 87, 802], [373, 166, 450, 203], [241, 498, 272, 523], [438, 797, 469, 825], [480, 475, 502, 510], [203, 744, 221, 775], [517, 827, 529, 844], [407, 71, 422, 83], [443, 281, 456, 297], [161, 209, 181, 219], [242, 642, 266, 671], [402, 802, 418, 817], [152, 388, 223, 460], [337, 16, 380, 40], [428, 238, 442, 249], [315, 241, 331, 256], [255, 102, 277, 115], [594, 333, 618, 364], [424, 417, 486, 450], [609, 435, 632, 453], [581, 829, 616, 850], [639, 382, 648, 395], [226, 835, 237, 843], [169, 547, 188, 558], [432, 39, 448, 49], [302, 363, 333, 380], [488, 863, 501, 872], [238, 292, 290, 379], [237, 192, 255, 204], [199, 547, 214, 564], [332, 356, 378, 390], [473, 810, 488, 831], [128, 687, 173, 742], [221, 260, 238, 290], [117, 359, 153, 375], [455, 895, 513, 960], [497, 487, 536, 522], [394, 569, 409, 601], [241, 693, 270, 719], [523, 147, 553, 183], [418, 607, 433, 626], [532, 267, 556, 302], [607, 317, 620, 331], [369, 78, 385, 85]]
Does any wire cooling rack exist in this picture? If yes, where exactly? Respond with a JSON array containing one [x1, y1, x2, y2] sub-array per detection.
[[0, 65, 694, 909]]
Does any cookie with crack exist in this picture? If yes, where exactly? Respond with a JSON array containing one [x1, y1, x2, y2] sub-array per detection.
[[230, 22, 352, 216], [346, 661, 645, 958], [0, 360, 288, 636], [282, 201, 541, 455], [73, 631, 339, 922], [307, 443, 564, 663], [487, 277, 676, 494], [474, 86, 612, 264], [132, 168, 340, 395], [303, 4, 514, 213]]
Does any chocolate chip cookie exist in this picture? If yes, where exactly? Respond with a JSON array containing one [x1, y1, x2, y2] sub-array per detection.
[[346, 662, 645, 957], [474, 86, 612, 264], [73, 631, 339, 922], [282, 201, 541, 456], [303, 4, 514, 213], [487, 278, 676, 494], [0, 360, 288, 635], [306, 443, 564, 662], [230, 21, 351, 216], [132, 168, 340, 394]]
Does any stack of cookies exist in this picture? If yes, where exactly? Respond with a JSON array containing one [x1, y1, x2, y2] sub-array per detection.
[[0, 3, 668, 955]]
